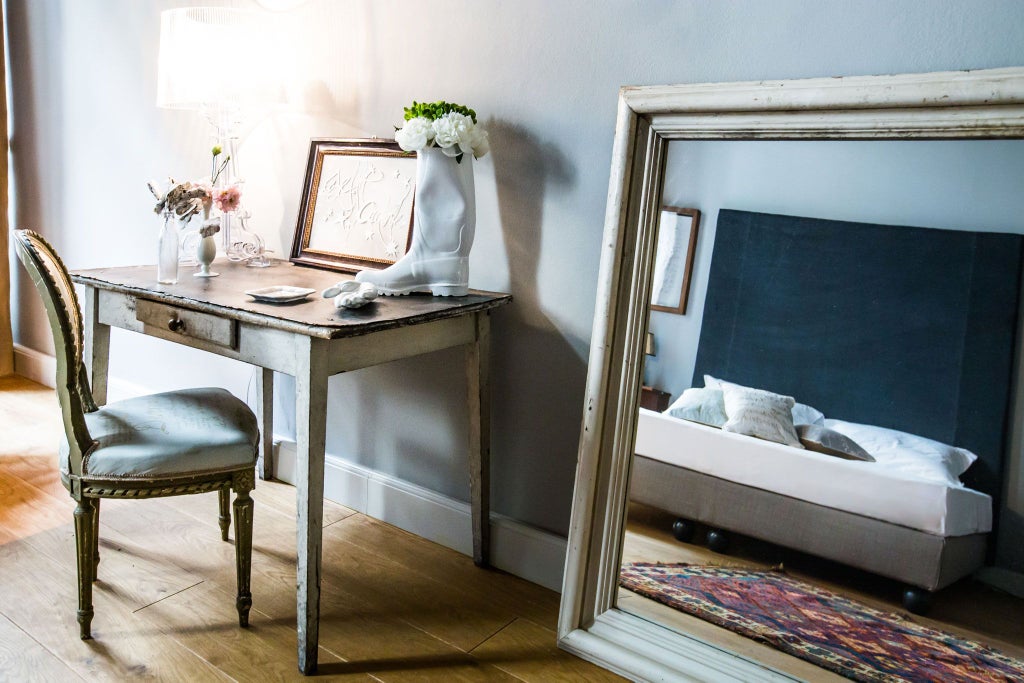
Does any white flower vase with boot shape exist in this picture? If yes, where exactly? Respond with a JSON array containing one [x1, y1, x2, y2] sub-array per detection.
[[357, 147, 475, 296]]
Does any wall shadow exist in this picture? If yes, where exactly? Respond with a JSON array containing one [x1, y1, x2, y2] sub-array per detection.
[[487, 119, 586, 533]]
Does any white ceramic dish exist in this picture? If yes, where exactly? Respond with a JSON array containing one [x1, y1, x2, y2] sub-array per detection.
[[244, 285, 317, 303]]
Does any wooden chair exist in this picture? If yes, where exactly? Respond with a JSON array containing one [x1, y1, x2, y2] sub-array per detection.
[[13, 229, 258, 639]]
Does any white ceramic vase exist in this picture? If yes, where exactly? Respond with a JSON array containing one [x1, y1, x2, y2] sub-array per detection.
[[195, 234, 219, 277], [356, 147, 476, 296], [193, 206, 220, 278]]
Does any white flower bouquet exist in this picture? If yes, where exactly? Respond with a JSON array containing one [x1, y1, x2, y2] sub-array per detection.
[[394, 101, 489, 163]]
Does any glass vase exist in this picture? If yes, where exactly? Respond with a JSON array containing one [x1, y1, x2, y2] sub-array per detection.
[[157, 213, 181, 284]]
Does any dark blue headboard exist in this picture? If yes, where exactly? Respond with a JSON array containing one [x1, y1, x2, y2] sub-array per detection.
[[692, 209, 1023, 500]]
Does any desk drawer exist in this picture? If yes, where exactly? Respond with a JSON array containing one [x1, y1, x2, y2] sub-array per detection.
[[136, 299, 238, 350]]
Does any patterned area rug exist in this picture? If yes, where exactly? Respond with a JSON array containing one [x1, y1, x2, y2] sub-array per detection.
[[620, 563, 1024, 682]]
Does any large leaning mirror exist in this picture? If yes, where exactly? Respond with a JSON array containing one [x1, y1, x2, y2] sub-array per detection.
[[558, 68, 1024, 681]]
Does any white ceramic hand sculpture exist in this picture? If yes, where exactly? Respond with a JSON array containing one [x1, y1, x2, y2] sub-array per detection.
[[322, 280, 379, 309]]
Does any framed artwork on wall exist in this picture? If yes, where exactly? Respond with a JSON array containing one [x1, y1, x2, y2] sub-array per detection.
[[650, 206, 701, 314], [290, 139, 416, 273]]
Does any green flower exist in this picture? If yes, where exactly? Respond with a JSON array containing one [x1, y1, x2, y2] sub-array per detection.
[[403, 100, 477, 124]]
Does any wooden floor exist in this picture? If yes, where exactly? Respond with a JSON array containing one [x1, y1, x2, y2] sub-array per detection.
[[0, 376, 623, 682], [621, 501, 1024, 681]]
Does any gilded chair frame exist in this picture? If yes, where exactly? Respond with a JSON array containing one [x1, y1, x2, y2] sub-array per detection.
[[13, 229, 256, 640]]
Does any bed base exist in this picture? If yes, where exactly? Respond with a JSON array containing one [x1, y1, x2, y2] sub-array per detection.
[[630, 455, 988, 594]]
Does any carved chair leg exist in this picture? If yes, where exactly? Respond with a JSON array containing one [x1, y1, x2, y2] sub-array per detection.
[[73, 498, 96, 639], [92, 498, 101, 580], [232, 476, 254, 627], [218, 487, 231, 542]]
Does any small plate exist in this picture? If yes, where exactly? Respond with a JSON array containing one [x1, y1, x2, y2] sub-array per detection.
[[245, 286, 317, 303]]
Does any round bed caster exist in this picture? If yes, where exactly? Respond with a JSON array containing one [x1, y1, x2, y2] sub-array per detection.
[[902, 587, 933, 615], [671, 518, 695, 543], [706, 528, 731, 554]]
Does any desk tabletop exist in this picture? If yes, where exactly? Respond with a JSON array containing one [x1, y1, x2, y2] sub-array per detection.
[[71, 260, 512, 339]]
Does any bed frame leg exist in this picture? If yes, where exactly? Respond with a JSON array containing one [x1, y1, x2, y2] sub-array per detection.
[[706, 528, 731, 554], [902, 587, 933, 615], [671, 518, 695, 543]]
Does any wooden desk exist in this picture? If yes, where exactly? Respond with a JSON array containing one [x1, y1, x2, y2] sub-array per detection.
[[71, 260, 511, 674]]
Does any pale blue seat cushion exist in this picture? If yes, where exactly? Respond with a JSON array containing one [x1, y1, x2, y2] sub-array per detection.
[[62, 388, 259, 479]]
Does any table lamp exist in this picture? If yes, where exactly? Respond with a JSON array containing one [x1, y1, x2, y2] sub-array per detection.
[[157, 7, 280, 265]]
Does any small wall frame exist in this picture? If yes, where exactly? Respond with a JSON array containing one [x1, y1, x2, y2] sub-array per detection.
[[650, 206, 700, 314], [290, 139, 416, 273]]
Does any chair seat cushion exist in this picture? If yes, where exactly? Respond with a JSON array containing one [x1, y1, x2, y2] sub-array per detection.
[[62, 388, 259, 479]]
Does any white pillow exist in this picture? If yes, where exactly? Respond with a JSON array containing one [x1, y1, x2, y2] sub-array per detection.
[[704, 374, 824, 426], [664, 387, 728, 427], [791, 402, 826, 426], [720, 383, 803, 448], [823, 418, 979, 487]]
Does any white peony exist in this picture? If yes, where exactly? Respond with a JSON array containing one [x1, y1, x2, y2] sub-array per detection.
[[394, 117, 434, 152], [396, 105, 489, 160], [432, 112, 474, 152], [469, 126, 490, 159]]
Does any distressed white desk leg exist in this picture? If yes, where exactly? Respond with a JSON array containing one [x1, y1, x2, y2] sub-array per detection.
[[82, 286, 110, 406], [256, 367, 275, 480], [295, 337, 328, 675], [466, 311, 491, 566]]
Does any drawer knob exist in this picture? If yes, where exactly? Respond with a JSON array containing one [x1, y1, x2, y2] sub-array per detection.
[[168, 316, 185, 333]]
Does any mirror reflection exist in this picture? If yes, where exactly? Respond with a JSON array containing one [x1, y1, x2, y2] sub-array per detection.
[[620, 139, 1024, 679]]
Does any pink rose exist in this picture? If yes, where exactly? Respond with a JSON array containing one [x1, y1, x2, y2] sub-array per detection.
[[213, 185, 242, 213]]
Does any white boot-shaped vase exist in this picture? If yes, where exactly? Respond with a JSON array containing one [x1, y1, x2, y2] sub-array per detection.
[[356, 147, 475, 296]]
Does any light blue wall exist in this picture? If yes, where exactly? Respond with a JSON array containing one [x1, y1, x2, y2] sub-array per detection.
[[9, 0, 1024, 537]]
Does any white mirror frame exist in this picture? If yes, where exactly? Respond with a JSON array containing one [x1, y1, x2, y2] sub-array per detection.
[[558, 67, 1024, 682]]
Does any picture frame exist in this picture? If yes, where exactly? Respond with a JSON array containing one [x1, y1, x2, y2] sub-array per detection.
[[650, 206, 700, 314], [290, 138, 416, 273]]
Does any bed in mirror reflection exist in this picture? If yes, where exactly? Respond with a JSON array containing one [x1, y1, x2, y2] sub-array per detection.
[[621, 147, 1024, 669]]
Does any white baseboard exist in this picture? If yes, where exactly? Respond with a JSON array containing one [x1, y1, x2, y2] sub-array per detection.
[[14, 343, 56, 387], [977, 566, 1024, 599], [274, 438, 567, 592], [14, 343, 148, 399]]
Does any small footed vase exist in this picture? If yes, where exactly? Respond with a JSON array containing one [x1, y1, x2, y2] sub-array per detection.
[[195, 234, 219, 278]]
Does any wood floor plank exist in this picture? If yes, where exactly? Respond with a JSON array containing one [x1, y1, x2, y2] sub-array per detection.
[[321, 522, 517, 653], [329, 514, 561, 631], [0, 453, 69, 499], [157, 484, 528, 661], [0, 377, 61, 457], [470, 618, 625, 682], [90, 486, 509, 676], [140, 580, 370, 682], [18, 520, 205, 612], [241, 475, 356, 528], [0, 466, 75, 542], [0, 538, 228, 681], [0, 612, 85, 682], [356, 656, 523, 683]]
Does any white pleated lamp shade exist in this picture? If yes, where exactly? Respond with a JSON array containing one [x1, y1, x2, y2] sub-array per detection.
[[157, 7, 283, 110]]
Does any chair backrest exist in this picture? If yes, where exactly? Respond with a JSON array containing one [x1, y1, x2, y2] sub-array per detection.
[[13, 230, 96, 475]]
